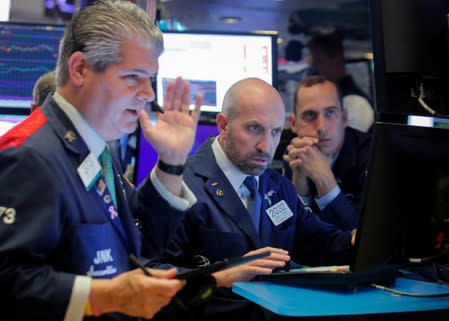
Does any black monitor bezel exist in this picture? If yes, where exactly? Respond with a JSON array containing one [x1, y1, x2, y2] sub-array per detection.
[[353, 121, 449, 272]]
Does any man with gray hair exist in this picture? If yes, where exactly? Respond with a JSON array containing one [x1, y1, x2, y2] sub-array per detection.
[[0, 1, 201, 320]]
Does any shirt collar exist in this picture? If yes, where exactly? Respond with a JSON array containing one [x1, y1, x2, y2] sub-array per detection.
[[211, 136, 259, 193], [331, 151, 340, 167], [53, 92, 106, 158]]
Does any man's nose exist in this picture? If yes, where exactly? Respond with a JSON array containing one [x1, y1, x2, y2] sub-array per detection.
[[138, 80, 155, 103], [315, 114, 327, 136], [256, 133, 273, 153]]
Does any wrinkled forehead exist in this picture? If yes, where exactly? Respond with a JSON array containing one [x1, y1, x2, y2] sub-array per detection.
[[236, 102, 285, 128]]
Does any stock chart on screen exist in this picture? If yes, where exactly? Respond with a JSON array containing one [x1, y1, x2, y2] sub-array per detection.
[[0, 22, 66, 110]]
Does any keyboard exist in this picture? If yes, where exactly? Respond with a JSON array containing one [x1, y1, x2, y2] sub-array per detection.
[[261, 264, 398, 292]]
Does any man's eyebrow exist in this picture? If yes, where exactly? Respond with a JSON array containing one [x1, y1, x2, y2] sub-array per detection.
[[301, 109, 317, 114], [124, 68, 152, 77]]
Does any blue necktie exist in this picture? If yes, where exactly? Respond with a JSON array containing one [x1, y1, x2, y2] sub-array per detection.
[[99, 147, 117, 208], [243, 176, 262, 233]]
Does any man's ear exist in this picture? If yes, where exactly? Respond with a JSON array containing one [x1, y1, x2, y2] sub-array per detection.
[[215, 113, 228, 135], [67, 51, 88, 87], [288, 113, 297, 134]]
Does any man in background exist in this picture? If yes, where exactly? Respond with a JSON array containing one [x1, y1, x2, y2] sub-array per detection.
[[306, 33, 374, 132], [151, 77, 355, 321], [284, 75, 371, 230], [31, 71, 56, 111]]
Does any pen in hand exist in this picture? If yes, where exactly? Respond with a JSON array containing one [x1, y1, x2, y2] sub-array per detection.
[[129, 253, 152, 276], [128, 254, 189, 312]]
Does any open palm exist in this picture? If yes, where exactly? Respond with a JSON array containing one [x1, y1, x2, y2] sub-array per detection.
[[139, 77, 202, 165]]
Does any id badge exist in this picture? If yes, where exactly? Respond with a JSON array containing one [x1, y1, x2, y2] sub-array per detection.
[[77, 152, 102, 191], [265, 200, 293, 226]]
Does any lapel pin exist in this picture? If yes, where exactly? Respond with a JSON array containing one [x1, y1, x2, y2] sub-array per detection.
[[64, 130, 77, 142], [108, 205, 118, 220], [216, 189, 224, 197], [103, 194, 111, 204], [264, 190, 275, 206], [96, 179, 106, 195], [211, 181, 218, 186]]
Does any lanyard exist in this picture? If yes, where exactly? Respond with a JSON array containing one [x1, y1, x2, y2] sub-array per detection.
[[94, 175, 129, 251]]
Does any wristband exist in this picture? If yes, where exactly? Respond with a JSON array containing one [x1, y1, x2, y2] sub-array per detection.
[[90, 292, 101, 317], [84, 298, 93, 316], [157, 159, 185, 175]]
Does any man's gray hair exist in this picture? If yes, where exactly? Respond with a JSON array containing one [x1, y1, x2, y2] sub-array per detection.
[[55, 0, 164, 86]]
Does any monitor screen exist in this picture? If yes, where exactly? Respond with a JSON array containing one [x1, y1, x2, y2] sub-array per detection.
[[134, 121, 219, 185], [0, 113, 28, 136], [407, 115, 449, 129], [354, 122, 449, 272], [370, 0, 449, 116], [0, 22, 66, 110], [156, 30, 277, 120]]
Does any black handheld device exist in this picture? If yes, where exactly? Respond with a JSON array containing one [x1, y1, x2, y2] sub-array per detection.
[[176, 251, 271, 279]]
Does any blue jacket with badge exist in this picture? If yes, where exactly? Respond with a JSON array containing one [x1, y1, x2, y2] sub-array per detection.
[[152, 138, 353, 321], [284, 126, 371, 230], [0, 98, 184, 321]]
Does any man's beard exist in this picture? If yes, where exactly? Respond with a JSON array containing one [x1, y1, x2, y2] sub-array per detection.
[[235, 154, 271, 176], [226, 145, 272, 176]]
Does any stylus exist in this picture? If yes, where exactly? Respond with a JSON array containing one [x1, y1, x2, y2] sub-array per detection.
[[129, 254, 190, 311], [129, 253, 153, 276]]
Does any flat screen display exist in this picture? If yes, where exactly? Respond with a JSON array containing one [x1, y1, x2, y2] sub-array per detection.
[[407, 115, 449, 129], [370, 0, 449, 116], [354, 122, 449, 271], [0, 22, 65, 110], [156, 31, 277, 119]]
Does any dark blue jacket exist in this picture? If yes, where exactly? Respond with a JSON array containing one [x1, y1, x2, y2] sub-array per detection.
[[284, 126, 372, 230], [0, 98, 184, 321], [152, 139, 353, 321]]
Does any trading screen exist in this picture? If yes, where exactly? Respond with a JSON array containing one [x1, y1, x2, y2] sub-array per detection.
[[0, 22, 65, 110]]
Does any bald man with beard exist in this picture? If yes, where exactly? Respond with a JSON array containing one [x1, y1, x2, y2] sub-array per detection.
[[150, 77, 355, 321]]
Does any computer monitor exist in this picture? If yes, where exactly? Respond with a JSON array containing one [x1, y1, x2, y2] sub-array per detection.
[[156, 30, 277, 121], [134, 121, 219, 185], [407, 115, 449, 129], [370, 0, 449, 117], [0, 113, 28, 136], [0, 22, 65, 110], [353, 122, 449, 272]]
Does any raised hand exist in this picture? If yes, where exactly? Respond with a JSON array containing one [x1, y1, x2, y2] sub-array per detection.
[[139, 76, 202, 165]]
